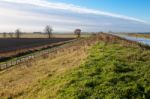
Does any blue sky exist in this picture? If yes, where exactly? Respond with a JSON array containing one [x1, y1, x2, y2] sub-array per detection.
[[51, 0, 150, 22], [0, 0, 150, 32]]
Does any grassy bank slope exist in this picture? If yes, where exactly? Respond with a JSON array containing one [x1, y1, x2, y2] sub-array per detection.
[[58, 38, 150, 98], [0, 37, 95, 99]]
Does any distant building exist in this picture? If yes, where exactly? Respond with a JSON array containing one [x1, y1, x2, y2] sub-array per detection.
[[33, 32, 42, 34]]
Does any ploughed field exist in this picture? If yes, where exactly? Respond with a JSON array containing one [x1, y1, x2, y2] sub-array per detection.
[[0, 38, 74, 53]]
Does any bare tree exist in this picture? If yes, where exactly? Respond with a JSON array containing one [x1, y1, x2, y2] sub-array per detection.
[[74, 29, 81, 38], [44, 25, 53, 38], [15, 29, 21, 39], [3, 32, 6, 38]]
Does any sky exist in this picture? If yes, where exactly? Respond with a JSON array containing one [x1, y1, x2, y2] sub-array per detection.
[[0, 0, 150, 33]]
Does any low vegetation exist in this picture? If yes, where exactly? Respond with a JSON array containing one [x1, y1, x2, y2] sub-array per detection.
[[58, 42, 150, 98], [0, 33, 150, 99], [127, 33, 150, 39]]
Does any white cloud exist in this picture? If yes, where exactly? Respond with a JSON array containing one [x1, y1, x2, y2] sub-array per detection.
[[0, 7, 80, 24], [1, 0, 147, 23], [0, 0, 149, 32]]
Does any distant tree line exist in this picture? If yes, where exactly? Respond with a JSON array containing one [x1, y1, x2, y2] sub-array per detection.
[[3, 32, 14, 38], [2, 29, 21, 39], [2, 25, 82, 39]]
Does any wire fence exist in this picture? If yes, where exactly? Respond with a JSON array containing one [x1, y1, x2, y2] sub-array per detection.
[[0, 39, 76, 71]]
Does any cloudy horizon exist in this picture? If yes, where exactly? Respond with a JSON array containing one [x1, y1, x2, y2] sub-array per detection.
[[0, 0, 150, 33]]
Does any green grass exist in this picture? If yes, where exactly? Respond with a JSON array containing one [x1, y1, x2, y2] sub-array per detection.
[[18, 40, 150, 99], [1, 34, 150, 99], [56, 42, 150, 99]]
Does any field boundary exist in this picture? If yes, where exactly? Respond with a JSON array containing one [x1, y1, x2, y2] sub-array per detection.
[[0, 39, 76, 71]]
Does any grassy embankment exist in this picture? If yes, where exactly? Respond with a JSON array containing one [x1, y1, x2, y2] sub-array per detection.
[[0, 37, 94, 99], [126, 33, 150, 39], [58, 38, 150, 99], [0, 34, 150, 99]]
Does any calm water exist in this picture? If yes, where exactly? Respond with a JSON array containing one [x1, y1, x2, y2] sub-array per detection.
[[113, 34, 150, 46]]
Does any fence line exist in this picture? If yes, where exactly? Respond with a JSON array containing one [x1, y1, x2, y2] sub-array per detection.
[[0, 39, 76, 71]]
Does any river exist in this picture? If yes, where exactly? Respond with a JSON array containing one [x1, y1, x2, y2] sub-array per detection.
[[112, 34, 150, 46]]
